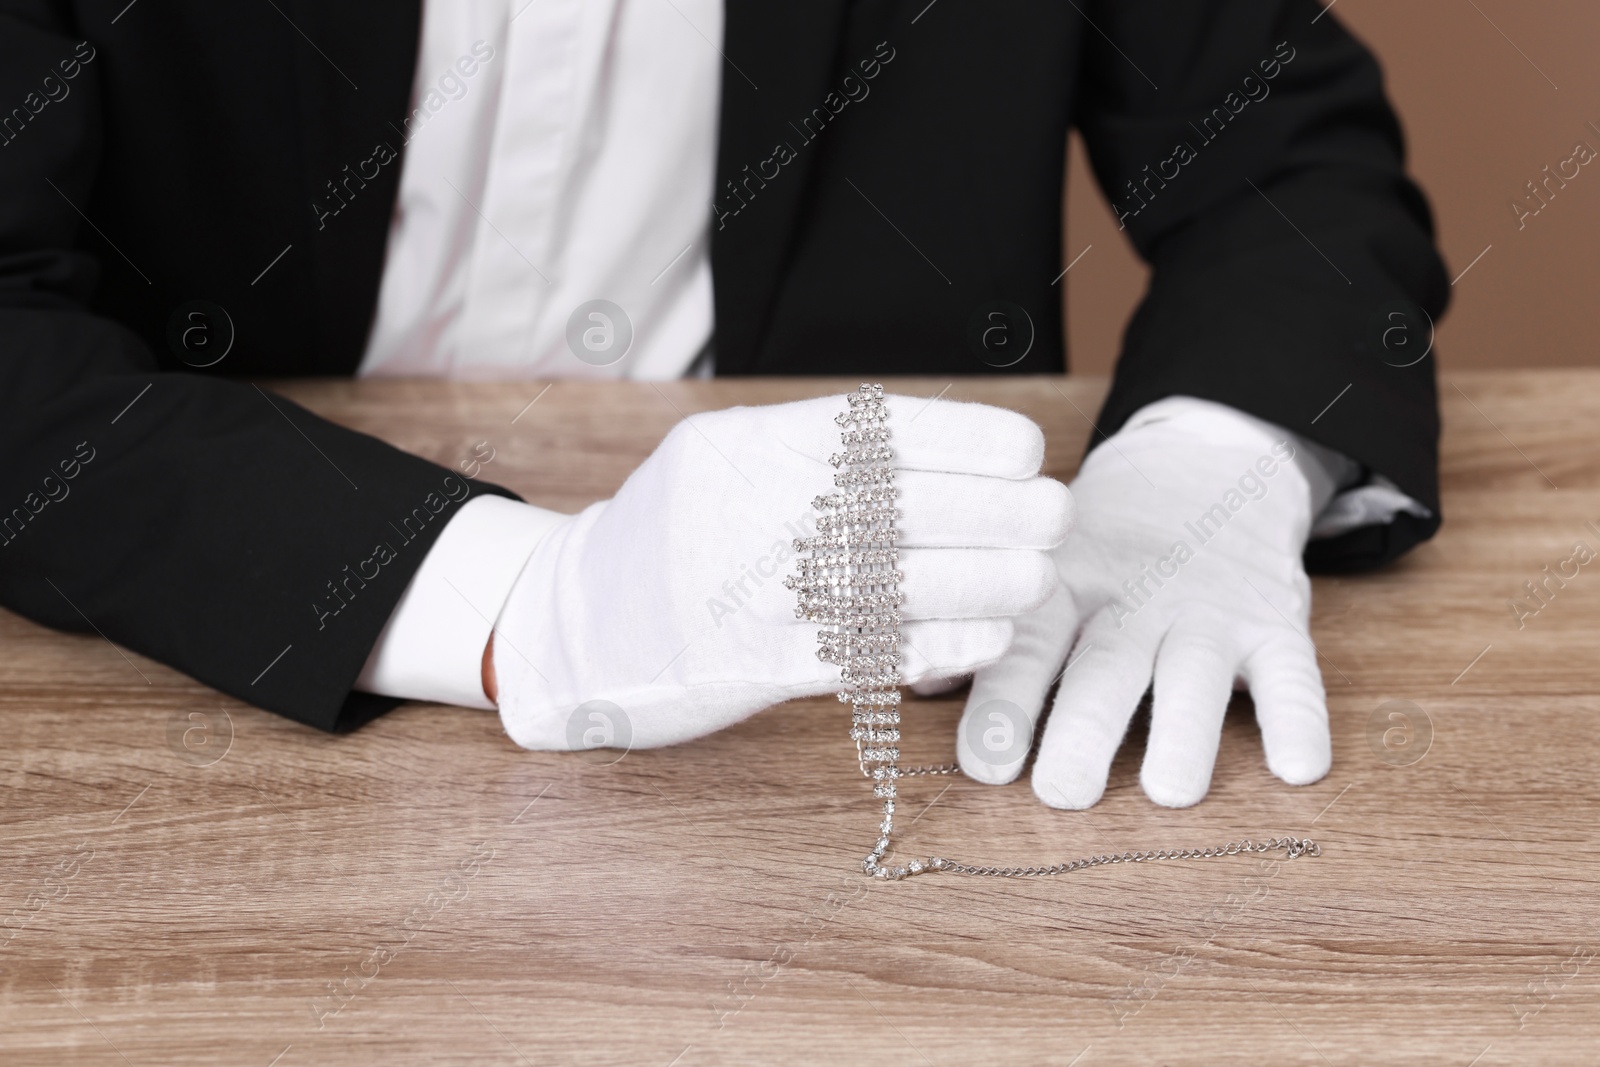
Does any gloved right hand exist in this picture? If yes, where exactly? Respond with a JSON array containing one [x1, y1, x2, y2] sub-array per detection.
[[491, 393, 1074, 751]]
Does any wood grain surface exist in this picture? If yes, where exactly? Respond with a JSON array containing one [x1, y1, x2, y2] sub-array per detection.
[[3, 372, 1597, 1066]]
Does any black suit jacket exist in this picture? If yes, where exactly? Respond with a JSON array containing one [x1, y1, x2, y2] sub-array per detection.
[[0, 0, 1448, 731]]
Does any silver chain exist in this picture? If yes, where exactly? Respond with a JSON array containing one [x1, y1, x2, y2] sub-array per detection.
[[791, 385, 1321, 881]]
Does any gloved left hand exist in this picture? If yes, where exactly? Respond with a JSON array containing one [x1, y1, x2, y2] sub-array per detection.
[[953, 397, 1337, 808]]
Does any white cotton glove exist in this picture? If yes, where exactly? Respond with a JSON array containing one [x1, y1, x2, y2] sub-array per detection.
[[954, 396, 1342, 808], [492, 394, 1074, 750]]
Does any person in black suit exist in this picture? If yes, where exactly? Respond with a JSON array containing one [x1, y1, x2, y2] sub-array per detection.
[[0, 1, 1446, 808]]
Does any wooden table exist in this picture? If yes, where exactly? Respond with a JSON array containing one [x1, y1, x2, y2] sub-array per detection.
[[3, 372, 1597, 1066]]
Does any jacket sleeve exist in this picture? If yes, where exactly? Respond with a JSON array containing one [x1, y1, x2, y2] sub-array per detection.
[[1075, 0, 1450, 571], [0, 4, 513, 730]]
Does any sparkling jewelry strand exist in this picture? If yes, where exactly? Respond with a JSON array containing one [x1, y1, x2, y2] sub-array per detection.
[[789, 385, 1321, 880]]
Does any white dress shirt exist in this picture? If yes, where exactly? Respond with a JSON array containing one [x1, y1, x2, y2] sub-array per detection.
[[358, 0, 721, 381], [354, 0, 1426, 710]]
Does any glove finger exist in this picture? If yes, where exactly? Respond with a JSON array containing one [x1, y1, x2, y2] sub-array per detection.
[[1140, 620, 1237, 808], [899, 618, 1014, 683], [908, 671, 966, 697], [956, 586, 1080, 785], [888, 397, 1047, 479], [897, 470, 1073, 549], [1242, 638, 1331, 787], [899, 547, 1056, 620], [1030, 613, 1157, 809]]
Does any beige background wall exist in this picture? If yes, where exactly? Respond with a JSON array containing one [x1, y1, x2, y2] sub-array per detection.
[[1064, 0, 1600, 375]]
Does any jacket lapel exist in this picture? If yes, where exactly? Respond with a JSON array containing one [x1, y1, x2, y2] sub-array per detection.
[[285, 0, 422, 373], [711, 0, 851, 374]]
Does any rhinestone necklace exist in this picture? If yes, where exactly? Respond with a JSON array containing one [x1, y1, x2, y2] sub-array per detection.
[[787, 384, 1321, 881]]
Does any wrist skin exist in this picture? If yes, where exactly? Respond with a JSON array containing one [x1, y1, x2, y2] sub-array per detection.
[[482, 635, 497, 703]]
